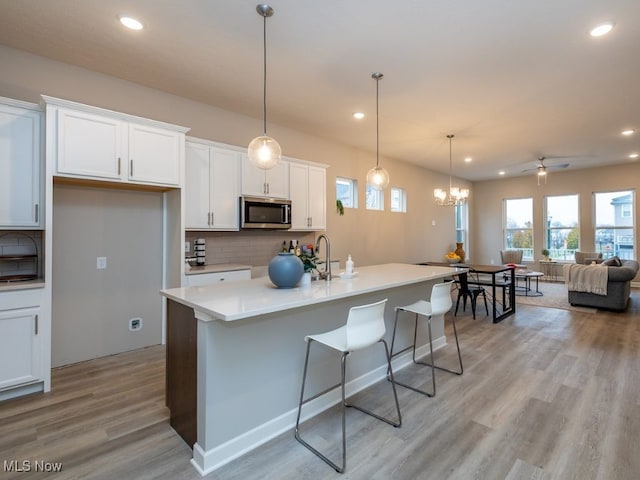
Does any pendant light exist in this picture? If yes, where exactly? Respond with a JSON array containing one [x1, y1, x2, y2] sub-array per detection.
[[247, 4, 281, 170], [434, 134, 469, 206], [366, 72, 390, 191]]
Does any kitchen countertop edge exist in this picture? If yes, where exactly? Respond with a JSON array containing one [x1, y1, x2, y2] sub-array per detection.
[[162, 263, 462, 322]]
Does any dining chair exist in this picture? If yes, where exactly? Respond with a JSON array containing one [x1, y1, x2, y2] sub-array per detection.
[[294, 298, 401, 473], [500, 250, 523, 264], [454, 269, 489, 320]]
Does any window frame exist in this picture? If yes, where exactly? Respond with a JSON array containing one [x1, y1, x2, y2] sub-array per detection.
[[336, 176, 358, 209], [594, 189, 635, 260], [502, 197, 534, 261], [544, 193, 580, 261], [365, 184, 384, 211], [390, 187, 407, 213], [455, 202, 468, 257]]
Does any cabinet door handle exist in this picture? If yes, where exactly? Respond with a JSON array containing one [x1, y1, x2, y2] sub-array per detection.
[[130, 159, 134, 177], [35, 314, 38, 335], [117, 157, 121, 175], [34, 204, 39, 223], [210, 212, 214, 226]]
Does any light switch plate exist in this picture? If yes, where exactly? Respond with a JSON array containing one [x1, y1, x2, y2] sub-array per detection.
[[185, 241, 190, 252], [97, 257, 107, 269]]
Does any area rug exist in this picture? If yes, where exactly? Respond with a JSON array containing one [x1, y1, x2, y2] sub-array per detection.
[[516, 281, 599, 314]]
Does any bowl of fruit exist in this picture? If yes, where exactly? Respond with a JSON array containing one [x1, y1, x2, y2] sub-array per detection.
[[444, 252, 461, 264]]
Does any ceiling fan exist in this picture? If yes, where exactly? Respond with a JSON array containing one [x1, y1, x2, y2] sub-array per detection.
[[521, 156, 570, 185]]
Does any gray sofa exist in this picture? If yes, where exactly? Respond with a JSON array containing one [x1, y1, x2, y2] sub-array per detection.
[[568, 259, 639, 311]]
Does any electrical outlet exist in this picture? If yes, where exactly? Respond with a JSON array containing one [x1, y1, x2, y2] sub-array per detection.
[[129, 317, 143, 331], [185, 241, 190, 253], [97, 257, 107, 269]]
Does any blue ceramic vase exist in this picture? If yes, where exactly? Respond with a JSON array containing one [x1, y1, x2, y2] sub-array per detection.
[[268, 253, 304, 288]]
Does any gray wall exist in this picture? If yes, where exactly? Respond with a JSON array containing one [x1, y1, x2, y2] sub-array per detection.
[[51, 185, 163, 367]]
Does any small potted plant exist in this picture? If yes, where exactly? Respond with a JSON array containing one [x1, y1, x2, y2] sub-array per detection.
[[541, 249, 550, 261], [297, 250, 319, 285]]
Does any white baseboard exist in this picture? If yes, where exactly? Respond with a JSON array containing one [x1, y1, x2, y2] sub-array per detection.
[[0, 381, 43, 402], [191, 335, 447, 476]]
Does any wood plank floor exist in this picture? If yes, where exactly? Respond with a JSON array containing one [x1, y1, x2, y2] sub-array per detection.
[[1, 292, 639, 480]]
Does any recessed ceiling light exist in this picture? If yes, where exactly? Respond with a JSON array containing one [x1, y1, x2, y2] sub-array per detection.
[[590, 22, 614, 37], [119, 15, 144, 31], [352, 112, 365, 120], [629, 153, 639, 159], [621, 129, 636, 136], [498, 171, 505, 176], [464, 157, 472, 163]]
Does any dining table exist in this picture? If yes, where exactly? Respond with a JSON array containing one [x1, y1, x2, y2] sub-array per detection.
[[418, 262, 516, 323]]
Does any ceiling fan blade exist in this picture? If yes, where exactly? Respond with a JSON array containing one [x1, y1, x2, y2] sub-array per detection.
[[547, 163, 570, 170]]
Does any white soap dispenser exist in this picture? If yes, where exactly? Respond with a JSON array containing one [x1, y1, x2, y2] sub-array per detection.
[[345, 254, 354, 275]]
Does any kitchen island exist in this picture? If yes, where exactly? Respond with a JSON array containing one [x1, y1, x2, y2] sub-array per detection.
[[160, 263, 461, 475]]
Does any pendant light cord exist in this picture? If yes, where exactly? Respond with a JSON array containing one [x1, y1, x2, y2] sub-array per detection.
[[376, 77, 379, 168], [448, 134, 454, 191], [262, 14, 268, 135]]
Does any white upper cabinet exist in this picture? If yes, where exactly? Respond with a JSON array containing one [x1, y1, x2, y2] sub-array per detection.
[[289, 162, 327, 231], [56, 108, 125, 180], [42, 96, 189, 188], [241, 154, 289, 199], [185, 139, 240, 230], [128, 123, 182, 185], [0, 98, 42, 228]]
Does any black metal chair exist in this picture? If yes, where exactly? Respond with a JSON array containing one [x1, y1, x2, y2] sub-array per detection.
[[454, 269, 489, 319]]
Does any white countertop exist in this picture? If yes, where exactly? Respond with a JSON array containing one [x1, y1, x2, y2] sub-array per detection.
[[162, 263, 460, 322], [185, 263, 252, 275], [0, 279, 45, 292]]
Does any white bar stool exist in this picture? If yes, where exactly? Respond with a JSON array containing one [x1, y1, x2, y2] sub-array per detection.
[[388, 280, 462, 397], [294, 298, 402, 473]]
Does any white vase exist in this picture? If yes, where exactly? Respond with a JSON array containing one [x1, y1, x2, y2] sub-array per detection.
[[299, 271, 312, 286]]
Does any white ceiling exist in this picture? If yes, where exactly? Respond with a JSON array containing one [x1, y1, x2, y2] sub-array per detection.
[[1, 0, 638, 180]]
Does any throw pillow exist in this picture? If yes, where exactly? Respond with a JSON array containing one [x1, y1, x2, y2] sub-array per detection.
[[602, 256, 622, 266], [585, 258, 604, 265]]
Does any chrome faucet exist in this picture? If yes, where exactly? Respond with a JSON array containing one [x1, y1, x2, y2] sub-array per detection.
[[315, 234, 331, 281]]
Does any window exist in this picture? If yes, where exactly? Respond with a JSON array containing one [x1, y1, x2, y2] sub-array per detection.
[[545, 194, 579, 261], [594, 190, 635, 260], [503, 198, 533, 260], [390, 187, 406, 212], [365, 184, 384, 210], [336, 177, 358, 208], [455, 203, 468, 255]]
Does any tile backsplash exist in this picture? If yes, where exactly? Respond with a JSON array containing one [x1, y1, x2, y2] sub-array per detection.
[[0, 230, 43, 280], [185, 231, 316, 267]]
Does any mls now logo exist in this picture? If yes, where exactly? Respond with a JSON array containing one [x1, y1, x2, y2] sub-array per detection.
[[4, 460, 64, 472]]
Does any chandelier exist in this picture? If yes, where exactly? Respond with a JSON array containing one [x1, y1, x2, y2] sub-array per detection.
[[434, 134, 469, 206]]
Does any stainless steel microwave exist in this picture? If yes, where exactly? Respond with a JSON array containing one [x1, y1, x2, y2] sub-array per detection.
[[240, 196, 292, 229]]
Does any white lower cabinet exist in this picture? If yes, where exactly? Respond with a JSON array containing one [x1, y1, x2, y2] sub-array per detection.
[[0, 292, 42, 392], [184, 269, 250, 287]]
